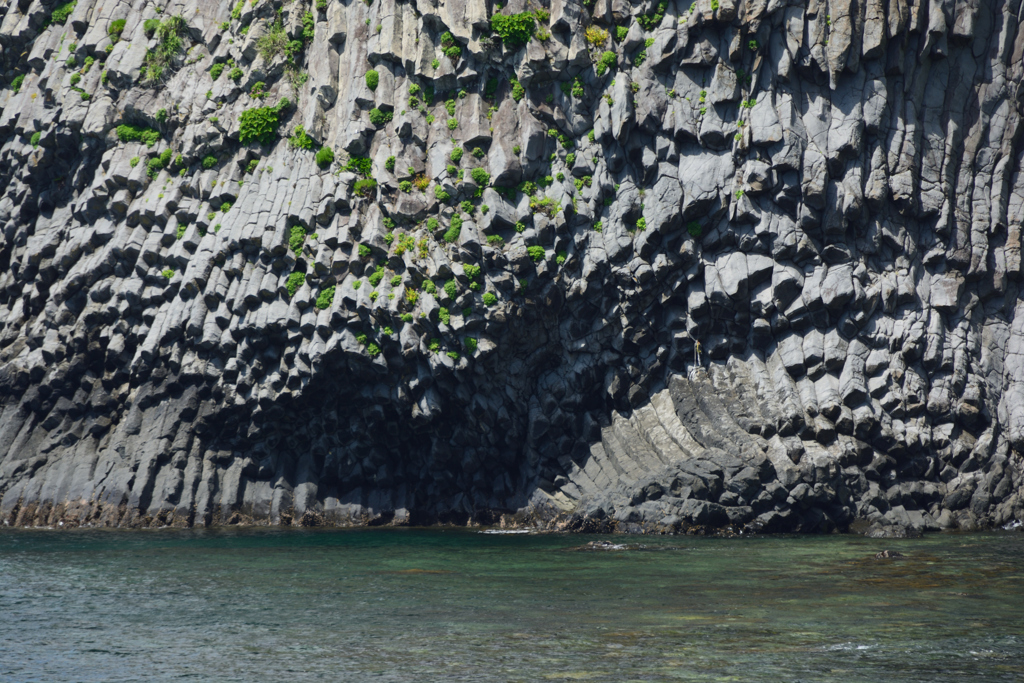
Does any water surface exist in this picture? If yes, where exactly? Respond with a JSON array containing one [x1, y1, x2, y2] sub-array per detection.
[[1, 528, 1021, 682]]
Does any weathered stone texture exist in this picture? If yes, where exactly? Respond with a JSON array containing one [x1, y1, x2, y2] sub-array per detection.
[[0, 0, 1022, 537]]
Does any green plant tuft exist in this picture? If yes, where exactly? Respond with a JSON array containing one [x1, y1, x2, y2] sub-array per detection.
[[511, 79, 525, 102], [288, 225, 306, 254], [354, 178, 377, 197], [315, 285, 335, 309], [116, 124, 161, 147], [344, 156, 373, 176], [289, 124, 313, 150], [369, 108, 393, 126], [286, 272, 306, 296], [490, 12, 536, 46], [48, 1, 77, 26], [470, 167, 490, 186], [596, 51, 617, 77], [365, 70, 379, 91], [108, 18, 127, 39], [238, 101, 286, 145], [315, 146, 334, 167]]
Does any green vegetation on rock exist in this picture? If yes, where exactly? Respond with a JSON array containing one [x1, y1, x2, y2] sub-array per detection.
[[116, 124, 160, 147], [490, 12, 536, 46], [315, 147, 334, 167], [47, 1, 77, 26], [286, 272, 306, 296], [315, 285, 335, 310], [239, 99, 288, 145]]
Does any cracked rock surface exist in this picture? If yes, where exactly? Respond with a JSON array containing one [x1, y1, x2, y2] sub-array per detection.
[[1, 0, 1023, 536]]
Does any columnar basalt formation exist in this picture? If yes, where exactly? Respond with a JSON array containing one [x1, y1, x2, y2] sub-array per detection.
[[1, 0, 1023, 536]]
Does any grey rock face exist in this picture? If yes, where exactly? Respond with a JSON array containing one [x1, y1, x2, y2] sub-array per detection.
[[0, 0, 1021, 536]]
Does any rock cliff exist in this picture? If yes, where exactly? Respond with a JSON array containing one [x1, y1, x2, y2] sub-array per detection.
[[1, 0, 1023, 535]]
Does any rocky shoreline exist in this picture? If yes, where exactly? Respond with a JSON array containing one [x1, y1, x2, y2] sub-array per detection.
[[1, 0, 1023, 537]]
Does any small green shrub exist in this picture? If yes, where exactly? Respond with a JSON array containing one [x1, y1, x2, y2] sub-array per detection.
[[315, 285, 336, 309], [470, 168, 490, 186], [10, 74, 25, 93], [511, 79, 525, 102], [438, 307, 451, 325], [315, 146, 334, 167], [447, 351, 460, 360], [290, 124, 313, 150], [289, 225, 306, 254], [687, 221, 702, 238], [596, 51, 617, 76], [369, 108, 393, 126], [434, 186, 451, 202], [162, 269, 175, 279], [444, 279, 457, 298], [385, 156, 396, 172], [344, 156, 373, 176], [637, 1, 668, 30], [483, 292, 498, 306], [447, 118, 458, 130], [527, 245, 545, 262], [302, 11, 315, 41], [365, 70, 379, 91], [30, 131, 41, 147], [286, 272, 306, 296], [109, 18, 127, 39], [256, 19, 289, 63], [429, 338, 441, 352], [147, 148, 173, 178], [49, 1, 77, 26], [238, 100, 287, 145], [399, 181, 412, 192], [229, 67, 243, 82], [358, 243, 372, 258], [368, 266, 385, 287], [129, 156, 140, 167], [491, 12, 536, 46], [116, 124, 161, 146], [443, 215, 462, 243], [202, 155, 217, 169], [354, 178, 377, 197], [246, 159, 258, 173]]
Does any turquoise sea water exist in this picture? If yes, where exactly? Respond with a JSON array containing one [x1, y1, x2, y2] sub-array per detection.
[[1, 528, 1022, 682]]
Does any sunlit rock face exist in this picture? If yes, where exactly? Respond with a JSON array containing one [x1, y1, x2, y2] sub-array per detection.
[[0, 0, 1022, 536]]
